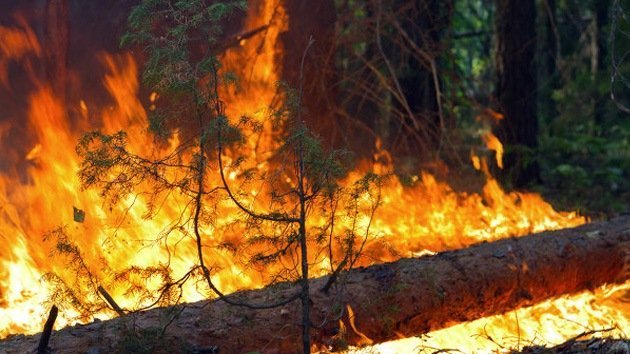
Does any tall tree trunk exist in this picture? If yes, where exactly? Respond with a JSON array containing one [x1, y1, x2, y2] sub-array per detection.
[[539, 0, 560, 123], [494, 0, 540, 188], [395, 0, 452, 159], [593, 0, 612, 125], [281, 0, 339, 147], [44, 0, 69, 107]]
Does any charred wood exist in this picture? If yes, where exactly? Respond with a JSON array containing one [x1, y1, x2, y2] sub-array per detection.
[[97, 286, 125, 317], [36, 305, 57, 354]]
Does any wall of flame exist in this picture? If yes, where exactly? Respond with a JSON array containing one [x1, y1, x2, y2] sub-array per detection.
[[0, 1, 627, 352]]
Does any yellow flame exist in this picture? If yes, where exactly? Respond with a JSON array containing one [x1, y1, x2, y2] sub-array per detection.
[[25, 144, 42, 161], [347, 305, 374, 346], [483, 132, 504, 169], [0, 3, 624, 352], [352, 283, 629, 353], [471, 152, 481, 171], [0, 18, 41, 87]]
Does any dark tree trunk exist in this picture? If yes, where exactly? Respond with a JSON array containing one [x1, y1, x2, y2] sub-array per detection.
[[394, 0, 452, 158], [494, 0, 540, 188], [281, 0, 339, 147], [538, 0, 560, 122], [44, 0, 69, 107], [593, 0, 612, 125]]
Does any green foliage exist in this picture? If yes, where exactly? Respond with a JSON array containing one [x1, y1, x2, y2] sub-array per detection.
[[537, 0, 630, 215], [449, 0, 494, 102], [121, 0, 246, 139], [76, 131, 134, 204], [42, 4, 385, 353], [444, 0, 630, 215], [41, 228, 110, 322], [539, 121, 630, 215]]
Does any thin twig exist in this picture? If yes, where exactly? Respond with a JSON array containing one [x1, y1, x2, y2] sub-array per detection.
[[374, 1, 418, 130], [192, 63, 301, 310], [296, 35, 316, 354], [98, 285, 125, 316], [390, 18, 446, 154]]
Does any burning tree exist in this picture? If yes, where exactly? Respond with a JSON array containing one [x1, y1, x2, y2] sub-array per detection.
[[2, 0, 628, 352], [46, 1, 382, 352]]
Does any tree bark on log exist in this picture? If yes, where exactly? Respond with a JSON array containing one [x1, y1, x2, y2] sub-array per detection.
[[1, 217, 628, 354]]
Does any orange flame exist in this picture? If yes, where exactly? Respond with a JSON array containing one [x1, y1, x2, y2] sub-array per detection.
[[483, 132, 504, 169], [0, 2, 626, 352], [0, 17, 41, 87], [355, 283, 629, 353], [346, 305, 374, 346]]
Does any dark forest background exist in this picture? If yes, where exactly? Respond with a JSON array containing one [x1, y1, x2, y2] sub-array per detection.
[[296, 0, 630, 217], [1, 0, 629, 217]]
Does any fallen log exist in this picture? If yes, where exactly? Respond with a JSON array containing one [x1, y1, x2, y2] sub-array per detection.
[[1, 217, 628, 354]]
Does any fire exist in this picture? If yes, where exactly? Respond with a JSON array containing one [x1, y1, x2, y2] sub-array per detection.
[[483, 132, 504, 169], [353, 283, 630, 353], [0, 17, 41, 87], [0, 1, 626, 352]]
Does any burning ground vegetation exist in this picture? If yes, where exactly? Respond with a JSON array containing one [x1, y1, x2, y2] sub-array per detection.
[[0, 0, 629, 353]]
